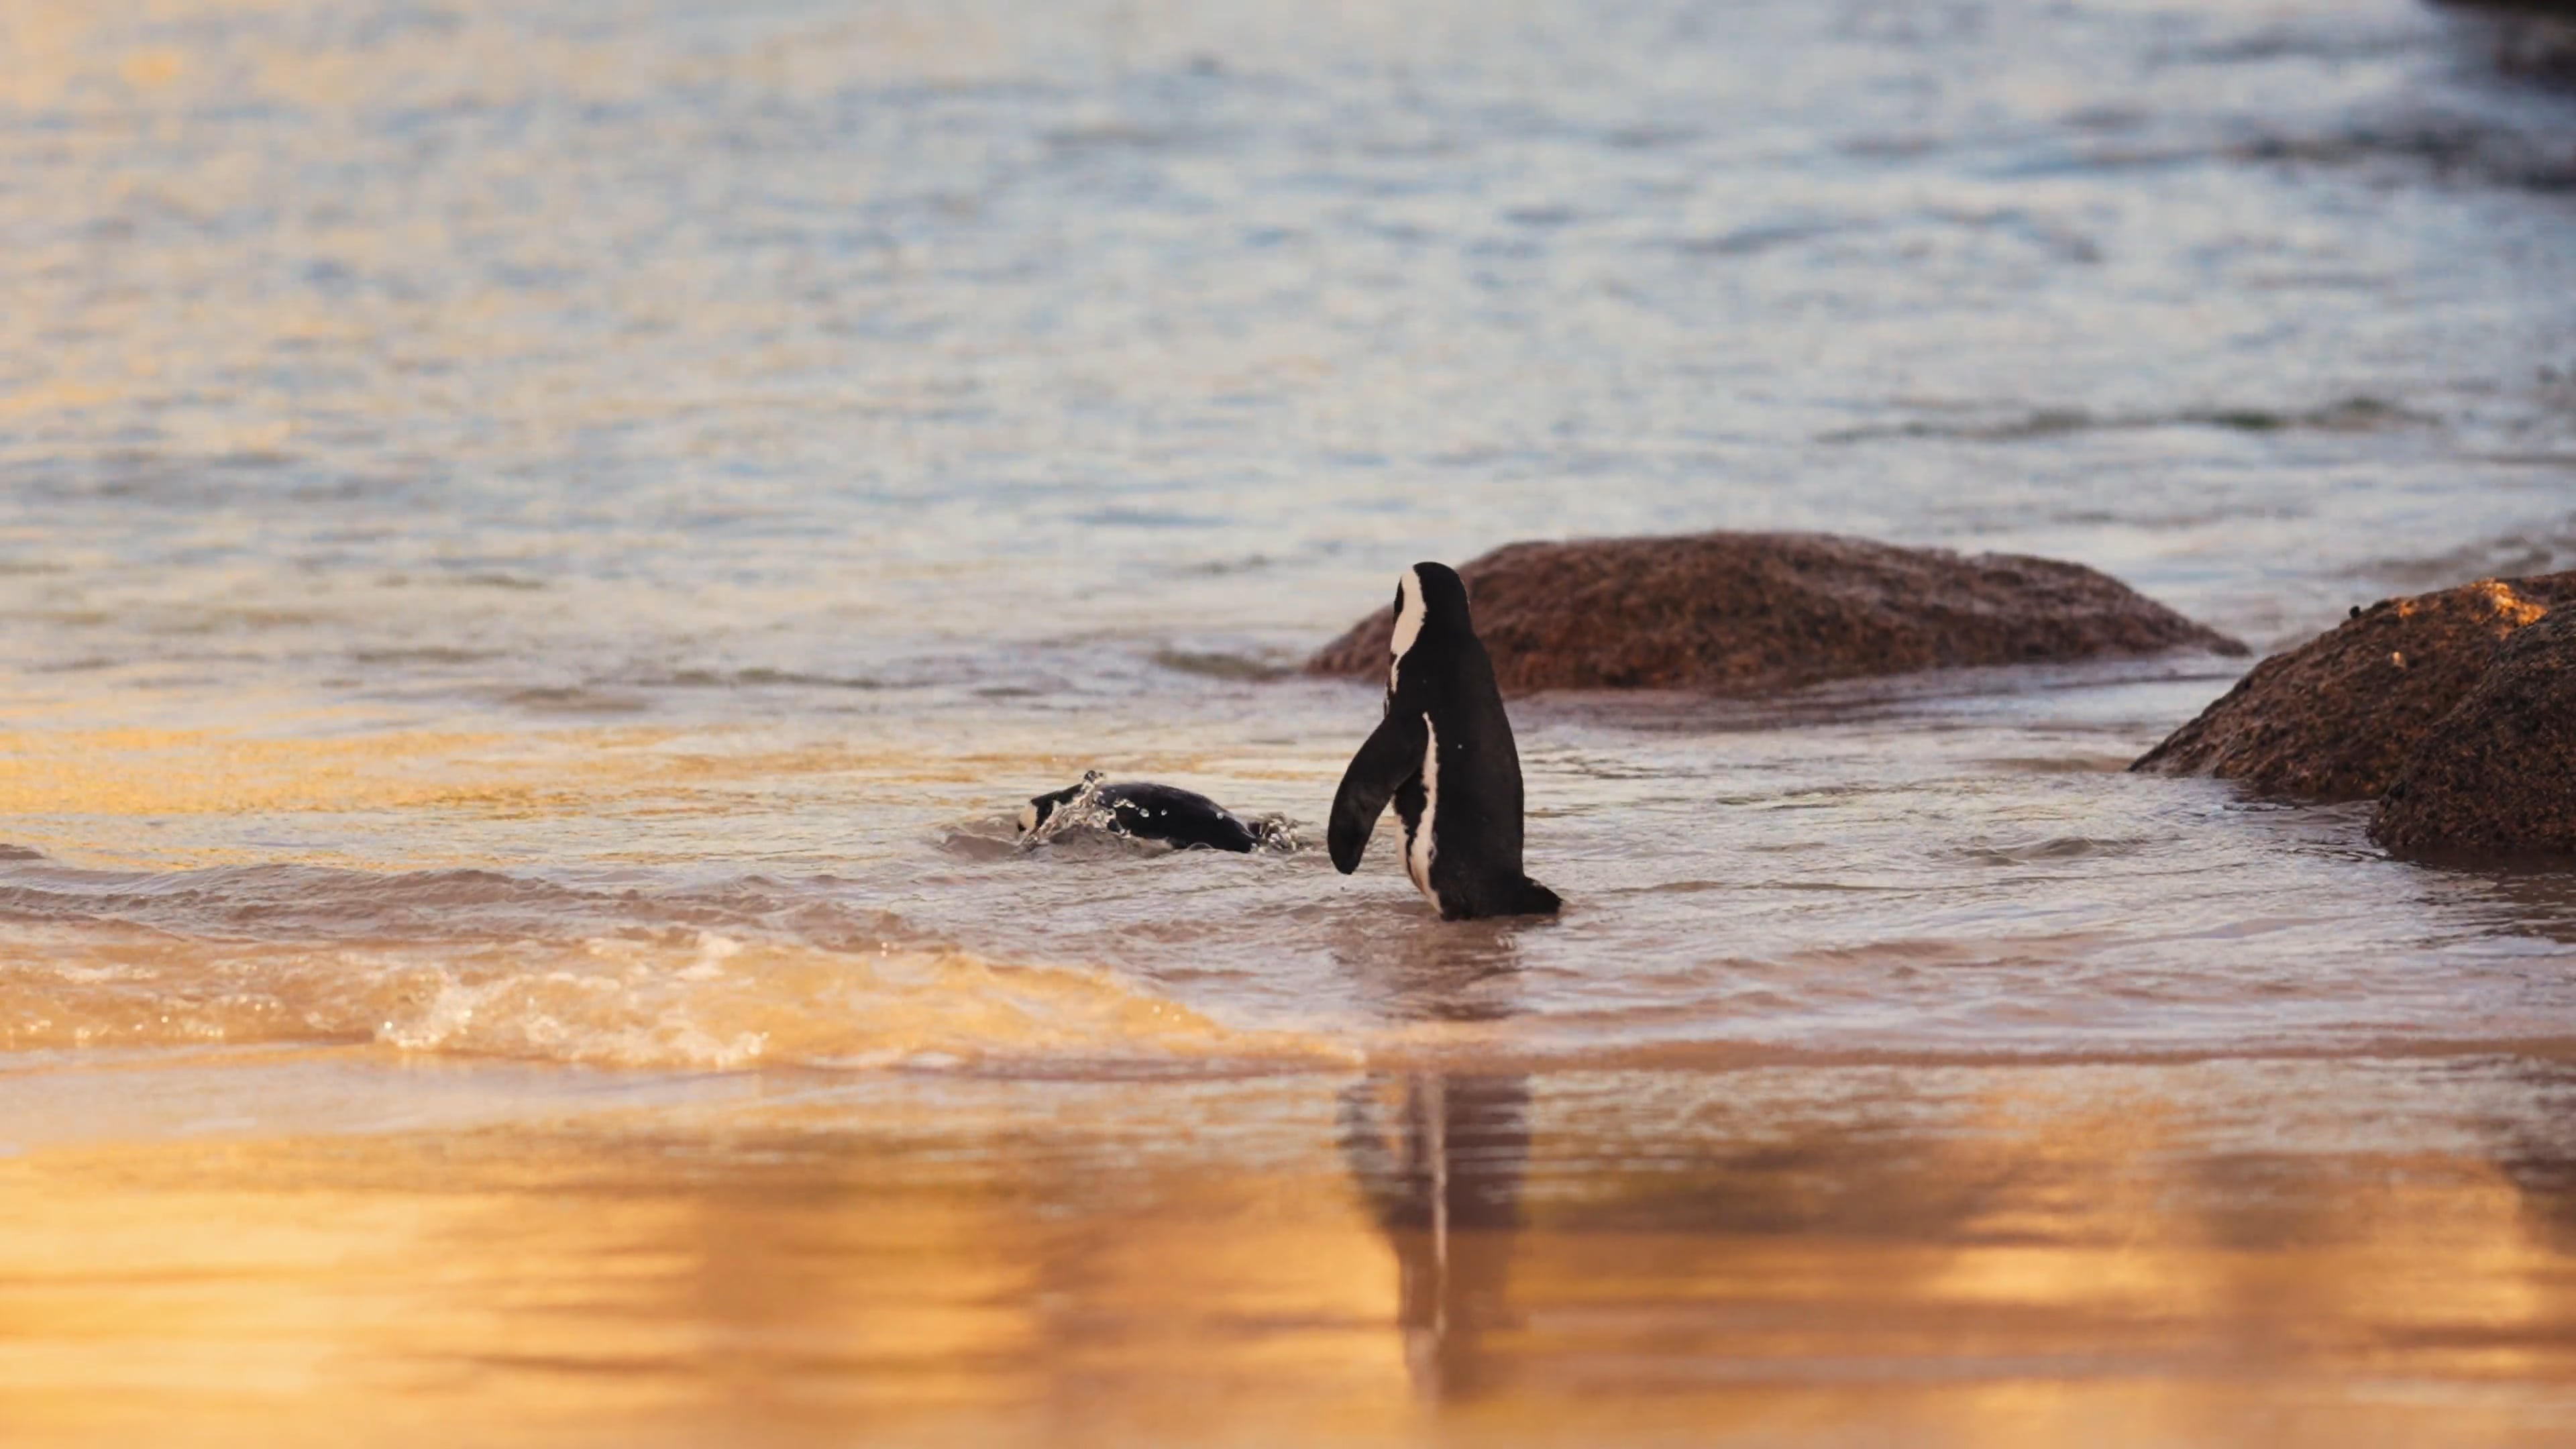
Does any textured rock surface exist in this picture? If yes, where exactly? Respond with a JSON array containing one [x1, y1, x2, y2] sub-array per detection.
[[2372, 606, 2576, 857], [2133, 572, 2576, 802], [1305, 532, 2245, 696]]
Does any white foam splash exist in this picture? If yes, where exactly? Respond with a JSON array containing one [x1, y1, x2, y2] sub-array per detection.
[[1021, 770, 1122, 847], [0, 926, 1348, 1073]]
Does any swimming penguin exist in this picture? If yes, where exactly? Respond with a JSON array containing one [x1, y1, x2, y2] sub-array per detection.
[[1328, 562, 1560, 919], [1019, 771, 1263, 853]]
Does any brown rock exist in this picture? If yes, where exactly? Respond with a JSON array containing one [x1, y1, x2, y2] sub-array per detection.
[[2371, 605, 2576, 857], [2132, 572, 2576, 802], [1304, 532, 2245, 696]]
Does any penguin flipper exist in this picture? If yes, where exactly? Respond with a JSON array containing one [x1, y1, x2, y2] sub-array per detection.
[[1328, 713, 1426, 875]]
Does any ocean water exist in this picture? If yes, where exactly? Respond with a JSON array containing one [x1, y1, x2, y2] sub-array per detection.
[[6, 0, 2576, 1439]]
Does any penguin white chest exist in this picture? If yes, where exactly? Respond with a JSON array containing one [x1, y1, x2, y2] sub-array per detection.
[[1404, 714, 1440, 906]]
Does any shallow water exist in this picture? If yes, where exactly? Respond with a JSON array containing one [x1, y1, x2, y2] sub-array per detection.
[[7, 0, 2576, 1440], [8, 1052, 2576, 1445]]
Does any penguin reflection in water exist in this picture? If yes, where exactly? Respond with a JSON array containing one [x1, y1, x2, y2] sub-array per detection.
[[1330, 562, 1560, 919], [1339, 1071, 1529, 1399]]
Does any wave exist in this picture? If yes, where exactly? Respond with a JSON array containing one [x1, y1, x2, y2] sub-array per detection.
[[0, 926, 1342, 1073], [1818, 395, 2422, 445], [2348, 512, 2576, 591], [1149, 648, 1295, 682], [0, 858, 1344, 1073]]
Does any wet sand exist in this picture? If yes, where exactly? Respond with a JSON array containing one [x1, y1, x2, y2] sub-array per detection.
[[6, 1050, 2576, 1447]]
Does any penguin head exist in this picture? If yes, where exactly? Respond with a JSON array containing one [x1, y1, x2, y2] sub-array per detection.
[[1018, 796, 1055, 835], [1018, 770, 1105, 836], [1389, 562, 1471, 684]]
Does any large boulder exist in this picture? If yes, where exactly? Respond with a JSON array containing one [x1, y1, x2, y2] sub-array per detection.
[[2131, 572, 2576, 801], [2371, 605, 2576, 857], [1304, 532, 2244, 696]]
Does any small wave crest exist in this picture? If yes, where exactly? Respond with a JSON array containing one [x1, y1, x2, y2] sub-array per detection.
[[1148, 648, 1293, 682], [1818, 395, 2421, 445], [0, 927, 1336, 1073], [374, 932, 1321, 1071], [0, 857, 1336, 1071], [1949, 834, 2155, 865]]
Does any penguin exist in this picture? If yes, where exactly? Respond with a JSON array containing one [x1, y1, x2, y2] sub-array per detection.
[[1019, 771, 1264, 853], [1328, 562, 1560, 919]]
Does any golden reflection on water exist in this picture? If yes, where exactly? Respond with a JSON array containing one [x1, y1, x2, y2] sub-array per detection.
[[3, 1057, 2574, 1447], [0, 711, 1104, 870]]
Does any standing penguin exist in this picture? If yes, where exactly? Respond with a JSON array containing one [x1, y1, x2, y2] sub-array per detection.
[[1329, 562, 1561, 920]]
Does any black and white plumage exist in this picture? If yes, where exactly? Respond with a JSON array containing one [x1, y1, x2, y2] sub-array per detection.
[[1019, 771, 1263, 853], [1328, 562, 1560, 919]]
